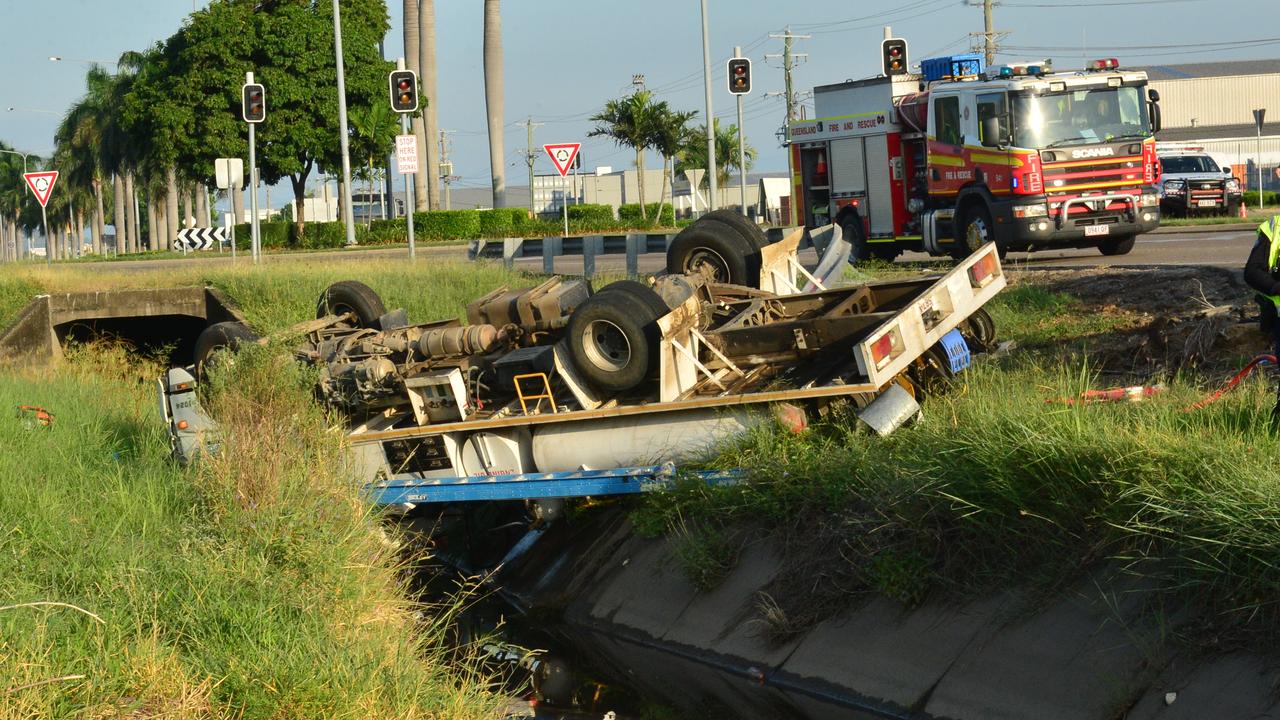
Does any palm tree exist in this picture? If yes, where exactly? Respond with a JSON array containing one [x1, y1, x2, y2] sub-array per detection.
[[403, 0, 428, 212], [483, 0, 506, 208], [677, 119, 757, 209], [348, 102, 398, 228], [648, 105, 697, 227], [589, 90, 665, 221], [421, 0, 440, 210]]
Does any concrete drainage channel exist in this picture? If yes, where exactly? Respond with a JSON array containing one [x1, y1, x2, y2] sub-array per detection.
[[0, 287, 246, 367]]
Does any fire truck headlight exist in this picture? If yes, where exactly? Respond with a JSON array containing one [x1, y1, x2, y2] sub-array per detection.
[[1139, 193, 1160, 207], [1012, 203, 1049, 219]]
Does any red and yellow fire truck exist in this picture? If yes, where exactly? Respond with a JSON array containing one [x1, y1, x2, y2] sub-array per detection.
[[786, 53, 1163, 260]]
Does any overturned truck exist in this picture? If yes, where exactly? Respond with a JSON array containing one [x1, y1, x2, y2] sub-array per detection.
[[162, 218, 1006, 506]]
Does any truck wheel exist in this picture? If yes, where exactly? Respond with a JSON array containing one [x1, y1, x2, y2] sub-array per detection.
[[599, 279, 670, 318], [667, 225, 754, 287], [840, 211, 875, 264], [316, 280, 386, 328], [567, 291, 656, 394], [193, 321, 259, 380], [1098, 235, 1136, 256], [699, 209, 768, 251], [959, 307, 997, 352], [953, 205, 995, 260]]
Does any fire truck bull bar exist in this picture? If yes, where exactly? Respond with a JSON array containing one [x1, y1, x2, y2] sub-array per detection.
[[1053, 193, 1137, 229]]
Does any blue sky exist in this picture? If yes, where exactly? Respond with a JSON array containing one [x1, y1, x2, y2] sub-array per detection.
[[1, 0, 1275, 201]]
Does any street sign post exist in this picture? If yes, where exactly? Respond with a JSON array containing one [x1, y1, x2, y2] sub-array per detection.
[[23, 170, 57, 266], [396, 133, 419, 175], [1255, 108, 1267, 210], [543, 143, 581, 236], [215, 158, 244, 191]]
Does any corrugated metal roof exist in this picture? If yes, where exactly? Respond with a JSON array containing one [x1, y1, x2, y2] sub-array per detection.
[[1137, 59, 1280, 81]]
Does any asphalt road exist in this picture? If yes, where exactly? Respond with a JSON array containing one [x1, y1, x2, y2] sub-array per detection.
[[66, 226, 1259, 275]]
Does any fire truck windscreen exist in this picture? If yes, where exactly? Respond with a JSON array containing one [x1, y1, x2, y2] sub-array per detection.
[[1010, 85, 1151, 149]]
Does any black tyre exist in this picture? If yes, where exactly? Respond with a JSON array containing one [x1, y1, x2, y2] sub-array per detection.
[[598, 279, 670, 319], [666, 225, 754, 286], [909, 344, 956, 399], [316, 280, 387, 328], [839, 208, 874, 264], [699, 209, 768, 251], [566, 291, 656, 394], [959, 307, 997, 352], [1097, 235, 1136, 256], [953, 204, 996, 260], [193, 321, 259, 380]]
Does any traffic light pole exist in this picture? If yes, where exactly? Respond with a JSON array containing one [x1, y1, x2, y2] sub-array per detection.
[[401, 112, 416, 260], [246, 72, 260, 264], [735, 46, 747, 217], [699, 0, 717, 212], [396, 57, 417, 260]]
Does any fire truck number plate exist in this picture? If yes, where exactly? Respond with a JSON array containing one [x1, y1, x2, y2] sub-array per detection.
[[1084, 225, 1110, 237]]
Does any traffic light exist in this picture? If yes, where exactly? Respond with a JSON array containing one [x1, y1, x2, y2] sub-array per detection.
[[727, 58, 752, 95], [241, 83, 265, 123], [882, 38, 908, 76], [389, 70, 419, 113]]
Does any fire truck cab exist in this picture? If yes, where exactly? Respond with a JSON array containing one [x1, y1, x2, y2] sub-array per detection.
[[787, 54, 1163, 261]]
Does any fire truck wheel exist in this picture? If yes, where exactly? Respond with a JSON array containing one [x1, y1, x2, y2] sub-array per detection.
[[954, 205, 995, 259], [840, 213, 875, 263], [699, 209, 769, 250], [567, 291, 655, 394], [599, 280, 671, 318], [316, 280, 387, 328], [1097, 235, 1136, 256], [193, 321, 259, 380], [667, 225, 753, 286]]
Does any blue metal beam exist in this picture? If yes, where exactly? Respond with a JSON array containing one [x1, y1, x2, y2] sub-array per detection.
[[364, 463, 743, 505]]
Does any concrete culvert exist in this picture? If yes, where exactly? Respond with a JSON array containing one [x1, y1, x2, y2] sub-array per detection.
[[0, 287, 246, 369]]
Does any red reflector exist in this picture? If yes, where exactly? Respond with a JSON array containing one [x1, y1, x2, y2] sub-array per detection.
[[871, 333, 895, 368], [969, 253, 997, 287]]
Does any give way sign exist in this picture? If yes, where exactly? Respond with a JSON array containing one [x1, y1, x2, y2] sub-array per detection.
[[23, 171, 58, 208], [543, 143, 581, 178]]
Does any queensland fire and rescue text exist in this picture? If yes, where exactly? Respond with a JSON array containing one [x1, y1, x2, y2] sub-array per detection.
[[786, 50, 1162, 262]]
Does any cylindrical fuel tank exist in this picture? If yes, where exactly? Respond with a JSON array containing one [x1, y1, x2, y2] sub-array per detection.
[[531, 408, 766, 473], [418, 324, 499, 358], [459, 428, 533, 476], [896, 91, 930, 133]]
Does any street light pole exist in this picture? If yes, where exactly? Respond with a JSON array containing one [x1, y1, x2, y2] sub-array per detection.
[[332, 0, 357, 246], [1255, 109, 1267, 211], [699, 0, 718, 212]]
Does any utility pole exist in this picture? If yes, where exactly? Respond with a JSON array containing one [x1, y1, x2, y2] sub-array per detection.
[[983, 0, 995, 65], [439, 129, 456, 210], [699, 0, 717, 211], [332, 0, 357, 246], [521, 116, 544, 213], [767, 27, 809, 225]]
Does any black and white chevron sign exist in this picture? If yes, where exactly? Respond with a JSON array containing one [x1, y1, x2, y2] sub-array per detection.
[[175, 227, 226, 251]]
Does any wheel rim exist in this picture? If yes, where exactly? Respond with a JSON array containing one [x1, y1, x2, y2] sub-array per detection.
[[965, 216, 990, 252], [580, 319, 631, 372], [684, 247, 731, 282]]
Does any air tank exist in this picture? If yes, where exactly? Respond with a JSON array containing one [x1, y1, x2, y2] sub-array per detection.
[[530, 408, 767, 473]]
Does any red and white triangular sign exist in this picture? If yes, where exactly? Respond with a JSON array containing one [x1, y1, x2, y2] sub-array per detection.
[[23, 171, 58, 208], [543, 143, 581, 178]]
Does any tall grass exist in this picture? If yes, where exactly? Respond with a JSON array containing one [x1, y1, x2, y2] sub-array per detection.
[[0, 344, 501, 718], [636, 360, 1280, 636]]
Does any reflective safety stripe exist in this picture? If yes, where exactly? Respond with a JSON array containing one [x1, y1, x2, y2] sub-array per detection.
[[1258, 217, 1280, 309]]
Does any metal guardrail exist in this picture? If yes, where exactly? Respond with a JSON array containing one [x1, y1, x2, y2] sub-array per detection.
[[467, 226, 797, 278]]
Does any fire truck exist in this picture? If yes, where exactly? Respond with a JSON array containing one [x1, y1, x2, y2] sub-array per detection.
[[786, 52, 1164, 261]]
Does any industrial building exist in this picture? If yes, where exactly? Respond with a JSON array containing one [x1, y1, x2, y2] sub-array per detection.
[[1141, 59, 1280, 192]]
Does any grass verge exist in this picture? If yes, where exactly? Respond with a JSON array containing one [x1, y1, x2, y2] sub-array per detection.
[[0, 343, 501, 718]]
